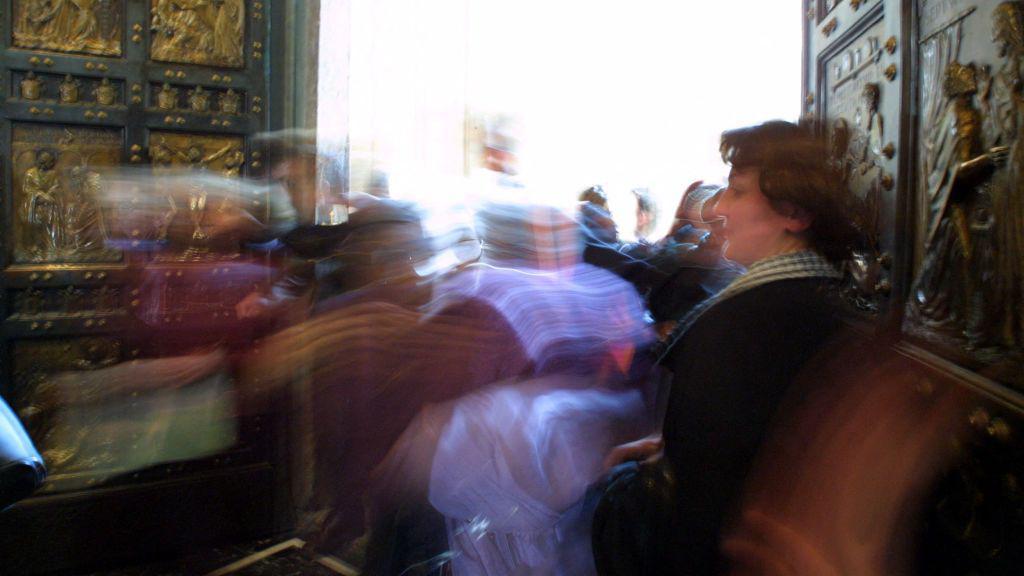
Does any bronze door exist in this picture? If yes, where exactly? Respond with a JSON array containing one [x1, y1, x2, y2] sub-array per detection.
[[805, 2, 1024, 573], [0, 1, 283, 572]]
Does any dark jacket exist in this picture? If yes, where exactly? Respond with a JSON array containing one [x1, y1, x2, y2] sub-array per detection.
[[594, 277, 843, 576]]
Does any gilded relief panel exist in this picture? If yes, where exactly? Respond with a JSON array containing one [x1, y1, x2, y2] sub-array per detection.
[[12, 337, 235, 488], [11, 124, 122, 264], [150, 0, 246, 68], [147, 131, 246, 260], [907, 0, 1024, 383], [12, 0, 123, 57], [11, 337, 121, 476]]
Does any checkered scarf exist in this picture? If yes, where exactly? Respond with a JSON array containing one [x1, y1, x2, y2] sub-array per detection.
[[653, 250, 841, 363]]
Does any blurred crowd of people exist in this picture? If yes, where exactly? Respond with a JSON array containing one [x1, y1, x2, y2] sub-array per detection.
[[45, 120, 970, 576]]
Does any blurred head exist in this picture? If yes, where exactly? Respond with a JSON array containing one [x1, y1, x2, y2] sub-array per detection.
[[476, 203, 582, 270], [578, 185, 608, 210], [254, 129, 321, 223], [368, 169, 390, 198], [328, 195, 432, 290], [715, 120, 860, 266], [482, 116, 520, 175], [632, 188, 657, 239]]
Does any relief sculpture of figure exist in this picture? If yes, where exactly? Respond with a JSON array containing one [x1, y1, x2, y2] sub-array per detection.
[[212, 0, 244, 63], [222, 147, 245, 177], [16, 0, 65, 41], [19, 150, 65, 259], [979, 1, 1024, 352], [64, 165, 108, 254], [860, 82, 884, 163], [18, 149, 112, 262], [908, 61, 1007, 350], [855, 82, 885, 250], [59, 74, 80, 103], [150, 138, 238, 253], [66, 0, 99, 44]]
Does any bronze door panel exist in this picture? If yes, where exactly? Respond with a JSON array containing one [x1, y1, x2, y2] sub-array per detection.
[[150, 0, 246, 68], [10, 123, 124, 264], [11, 0, 124, 57], [905, 0, 1024, 385], [815, 4, 897, 313]]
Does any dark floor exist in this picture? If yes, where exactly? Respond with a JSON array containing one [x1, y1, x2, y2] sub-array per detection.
[[88, 538, 355, 576]]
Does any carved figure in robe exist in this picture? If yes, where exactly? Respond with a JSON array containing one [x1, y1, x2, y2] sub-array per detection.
[[859, 82, 884, 163], [64, 165, 107, 253], [909, 61, 1007, 348], [212, 0, 243, 63], [19, 150, 65, 258], [66, 0, 99, 44], [978, 1, 1024, 351], [16, 0, 65, 40]]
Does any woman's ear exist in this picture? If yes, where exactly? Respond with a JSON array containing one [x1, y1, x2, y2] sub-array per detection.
[[783, 205, 813, 234]]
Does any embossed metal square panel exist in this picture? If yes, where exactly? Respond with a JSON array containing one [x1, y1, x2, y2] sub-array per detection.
[[12, 0, 124, 57]]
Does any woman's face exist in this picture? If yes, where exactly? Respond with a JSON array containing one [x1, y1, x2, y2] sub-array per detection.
[[713, 167, 806, 266]]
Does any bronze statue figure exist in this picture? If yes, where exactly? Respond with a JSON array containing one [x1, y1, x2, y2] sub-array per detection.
[[93, 77, 116, 106], [21, 71, 42, 100], [188, 85, 210, 112], [157, 83, 179, 110], [59, 74, 80, 103], [908, 59, 1009, 353], [218, 89, 240, 115], [19, 150, 65, 258]]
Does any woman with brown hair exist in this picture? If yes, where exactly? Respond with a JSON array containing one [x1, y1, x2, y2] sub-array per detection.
[[593, 120, 863, 576]]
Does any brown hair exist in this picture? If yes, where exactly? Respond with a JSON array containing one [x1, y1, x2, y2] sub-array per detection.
[[719, 120, 863, 264]]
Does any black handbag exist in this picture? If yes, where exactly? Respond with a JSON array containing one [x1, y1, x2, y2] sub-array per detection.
[[591, 457, 679, 576]]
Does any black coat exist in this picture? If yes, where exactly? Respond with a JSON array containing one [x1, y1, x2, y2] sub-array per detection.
[[594, 277, 843, 576]]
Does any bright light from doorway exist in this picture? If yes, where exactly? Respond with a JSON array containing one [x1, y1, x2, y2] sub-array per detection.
[[326, 0, 803, 238]]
